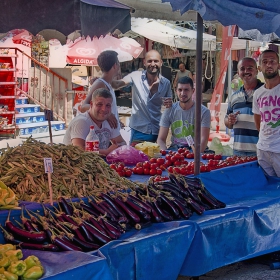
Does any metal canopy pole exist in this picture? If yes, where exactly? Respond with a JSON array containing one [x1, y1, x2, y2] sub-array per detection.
[[194, 13, 203, 176], [227, 50, 232, 101]]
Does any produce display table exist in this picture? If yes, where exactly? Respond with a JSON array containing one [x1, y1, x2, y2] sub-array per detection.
[[99, 162, 280, 279], [1, 161, 280, 279]]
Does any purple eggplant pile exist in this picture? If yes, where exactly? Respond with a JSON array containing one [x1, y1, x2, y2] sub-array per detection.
[[148, 174, 226, 217], [0, 197, 126, 252], [0, 175, 226, 252]]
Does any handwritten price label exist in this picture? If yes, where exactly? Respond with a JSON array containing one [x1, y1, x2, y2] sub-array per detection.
[[44, 158, 53, 173], [185, 135, 194, 147]]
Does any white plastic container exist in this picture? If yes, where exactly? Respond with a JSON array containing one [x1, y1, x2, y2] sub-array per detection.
[[207, 102, 228, 131]]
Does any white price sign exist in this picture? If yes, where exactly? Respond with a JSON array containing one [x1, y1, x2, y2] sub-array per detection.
[[185, 135, 194, 147], [44, 158, 53, 173]]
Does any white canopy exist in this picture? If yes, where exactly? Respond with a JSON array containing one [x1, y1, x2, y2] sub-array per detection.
[[130, 17, 216, 51], [129, 18, 263, 52], [231, 37, 263, 50]]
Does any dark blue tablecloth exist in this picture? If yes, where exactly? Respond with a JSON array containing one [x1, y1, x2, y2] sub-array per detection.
[[2, 162, 280, 279]]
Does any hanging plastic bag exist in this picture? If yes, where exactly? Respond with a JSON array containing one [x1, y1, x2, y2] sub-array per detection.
[[106, 145, 149, 165], [209, 137, 233, 156]]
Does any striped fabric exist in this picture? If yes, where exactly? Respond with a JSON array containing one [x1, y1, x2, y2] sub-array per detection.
[[226, 80, 263, 153]]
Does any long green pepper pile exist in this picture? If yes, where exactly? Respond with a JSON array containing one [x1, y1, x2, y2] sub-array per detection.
[[0, 138, 136, 203]]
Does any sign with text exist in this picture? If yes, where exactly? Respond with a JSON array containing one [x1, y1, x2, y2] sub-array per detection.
[[185, 135, 194, 147], [44, 158, 53, 173], [209, 25, 236, 128]]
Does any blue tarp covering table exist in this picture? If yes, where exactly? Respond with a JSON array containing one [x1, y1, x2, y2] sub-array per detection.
[[179, 162, 280, 276], [1, 161, 280, 279], [22, 250, 114, 280], [97, 162, 280, 279]]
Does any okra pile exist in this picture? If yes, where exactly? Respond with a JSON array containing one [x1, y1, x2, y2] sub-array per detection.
[[0, 138, 137, 203]]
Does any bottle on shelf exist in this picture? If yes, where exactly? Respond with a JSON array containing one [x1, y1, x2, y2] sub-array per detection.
[[85, 125, 99, 153]]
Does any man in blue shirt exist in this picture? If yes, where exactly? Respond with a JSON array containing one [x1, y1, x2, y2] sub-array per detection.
[[112, 50, 172, 144], [224, 57, 263, 156]]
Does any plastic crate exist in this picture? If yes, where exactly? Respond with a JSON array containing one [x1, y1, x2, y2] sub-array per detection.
[[16, 106, 40, 113], [15, 98, 28, 105], [19, 123, 65, 135], [16, 115, 45, 124]]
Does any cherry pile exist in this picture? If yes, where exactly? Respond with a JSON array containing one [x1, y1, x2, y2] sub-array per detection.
[[109, 147, 258, 178], [206, 155, 257, 170], [109, 162, 133, 177], [132, 148, 196, 176]]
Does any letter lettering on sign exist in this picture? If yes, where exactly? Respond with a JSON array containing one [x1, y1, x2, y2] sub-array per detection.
[[261, 97, 268, 108], [263, 111, 271, 122], [271, 108, 280, 121], [268, 95, 277, 107]]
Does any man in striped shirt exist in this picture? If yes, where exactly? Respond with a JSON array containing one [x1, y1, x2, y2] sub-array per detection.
[[224, 57, 263, 156]]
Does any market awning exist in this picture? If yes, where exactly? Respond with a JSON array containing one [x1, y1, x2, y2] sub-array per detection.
[[162, 0, 280, 37], [66, 35, 143, 65], [128, 18, 263, 51], [116, 0, 197, 21], [0, 0, 132, 37], [129, 17, 216, 51], [238, 28, 280, 43]]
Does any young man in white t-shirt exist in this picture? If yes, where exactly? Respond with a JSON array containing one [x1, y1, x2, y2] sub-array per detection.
[[252, 49, 280, 177], [80, 50, 121, 130], [157, 76, 211, 152], [63, 88, 126, 156]]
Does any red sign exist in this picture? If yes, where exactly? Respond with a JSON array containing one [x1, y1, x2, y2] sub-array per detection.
[[66, 35, 143, 66], [12, 30, 32, 48], [209, 25, 236, 129], [73, 90, 88, 115]]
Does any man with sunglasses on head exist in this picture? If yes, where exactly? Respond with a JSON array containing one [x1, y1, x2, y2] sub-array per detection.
[[253, 50, 280, 177], [225, 57, 263, 156]]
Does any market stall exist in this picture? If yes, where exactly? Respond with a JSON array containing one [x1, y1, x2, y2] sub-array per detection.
[[0, 160, 280, 279], [99, 162, 280, 279]]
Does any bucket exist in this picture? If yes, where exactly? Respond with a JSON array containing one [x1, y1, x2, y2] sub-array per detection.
[[22, 78, 28, 92], [209, 132, 231, 142]]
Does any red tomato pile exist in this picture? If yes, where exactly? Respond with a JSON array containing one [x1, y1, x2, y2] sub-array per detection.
[[109, 153, 257, 178], [161, 148, 194, 159], [206, 155, 257, 170], [131, 158, 164, 176], [129, 148, 196, 176], [151, 175, 169, 182], [201, 153, 222, 160], [109, 162, 133, 177], [164, 148, 197, 175]]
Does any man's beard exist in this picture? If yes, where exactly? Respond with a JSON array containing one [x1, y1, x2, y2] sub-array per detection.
[[146, 66, 159, 75], [180, 96, 192, 103], [263, 70, 278, 79]]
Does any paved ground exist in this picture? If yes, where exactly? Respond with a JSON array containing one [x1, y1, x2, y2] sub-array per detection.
[[177, 253, 280, 280]]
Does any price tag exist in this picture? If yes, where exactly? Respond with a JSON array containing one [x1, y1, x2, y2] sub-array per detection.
[[185, 135, 194, 147], [44, 158, 53, 173], [44, 109, 54, 121]]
